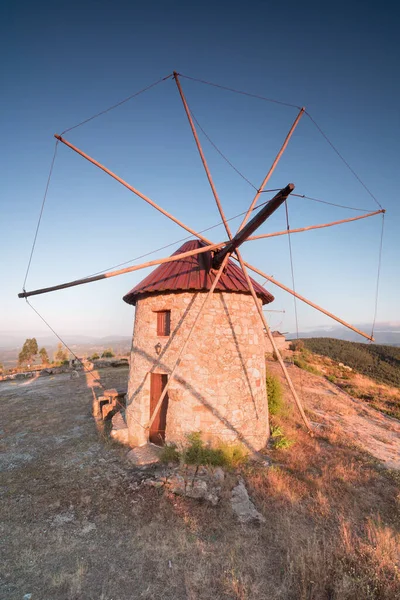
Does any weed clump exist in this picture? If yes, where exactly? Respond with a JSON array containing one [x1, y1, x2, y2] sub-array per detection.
[[266, 372, 284, 416], [159, 443, 180, 464], [270, 424, 294, 450], [294, 357, 322, 376], [161, 432, 248, 469]]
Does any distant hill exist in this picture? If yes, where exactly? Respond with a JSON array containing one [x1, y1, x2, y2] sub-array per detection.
[[290, 322, 400, 346], [302, 337, 400, 388]]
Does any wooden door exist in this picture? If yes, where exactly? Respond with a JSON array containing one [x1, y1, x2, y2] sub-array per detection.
[[149, 373, 169, 445]]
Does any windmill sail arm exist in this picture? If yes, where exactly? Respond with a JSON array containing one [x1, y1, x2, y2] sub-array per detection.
[[237, 107, 305, 232], [212, 184, 294, 268], [242, 260, 374, 342], [18, 241, 224, 299], [54, 135, 211, 245], [247, 210, 384, 241]]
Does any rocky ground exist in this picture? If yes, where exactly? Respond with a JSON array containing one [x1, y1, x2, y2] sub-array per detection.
[[1, 364, 399, 599], [0, 367, 268, 599]]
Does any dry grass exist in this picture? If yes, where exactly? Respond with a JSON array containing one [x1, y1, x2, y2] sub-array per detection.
[[243, 406, 400, 599], [1, 367, 400, 599]]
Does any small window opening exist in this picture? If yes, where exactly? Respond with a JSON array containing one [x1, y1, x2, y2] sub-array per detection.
[[157, 310, 171, 336]]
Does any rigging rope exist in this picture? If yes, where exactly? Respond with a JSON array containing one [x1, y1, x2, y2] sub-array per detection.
[[23, 140, 59, 291], [370, 212, 385, 341], [284, 200, 305, 405], [71, 190, 380, 282], [179, 73, 383, 211], [61, 74, 173, 135], [187, 106, 259, 191], [285, 200, 300, 339], [25, 298, 105, 390], [292, 194, 372, 212], [178, 73, 302, 110], [305, 112, 383, 210], [79, 193, 280, 279]]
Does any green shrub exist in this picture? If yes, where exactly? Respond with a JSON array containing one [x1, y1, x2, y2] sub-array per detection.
[[160, 443, 180, 464], [91, 353, 100, 360], [270, 424, 294, 450], [179, 432, 248, 469], [266, 372, 284, 416], [326, 374, 337, 384], [216, 441, 248, 469], [101, 348, 115, 358], [294, 357, 321, 376]]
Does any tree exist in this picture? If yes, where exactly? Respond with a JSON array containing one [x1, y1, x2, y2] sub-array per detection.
[[90, 353, 100, 360], [54, 343, 68, 363], [18, 338, 39, 365], [101, 348, 115, 358], [39, 347, 50, 365]]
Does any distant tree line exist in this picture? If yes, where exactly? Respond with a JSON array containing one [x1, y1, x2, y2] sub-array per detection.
[[17, 338, 68, 368]]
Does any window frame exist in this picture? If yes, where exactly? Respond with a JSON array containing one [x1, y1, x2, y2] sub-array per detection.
[[156, 310, 171, 337]]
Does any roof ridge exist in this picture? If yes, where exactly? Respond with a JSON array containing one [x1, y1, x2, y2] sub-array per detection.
[[123, 240, 274, 306]]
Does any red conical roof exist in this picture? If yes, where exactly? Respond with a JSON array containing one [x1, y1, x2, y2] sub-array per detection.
[[123, 240, 274, 306]]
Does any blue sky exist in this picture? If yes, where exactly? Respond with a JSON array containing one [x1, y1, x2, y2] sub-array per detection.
[[1, 0, 399, 342]]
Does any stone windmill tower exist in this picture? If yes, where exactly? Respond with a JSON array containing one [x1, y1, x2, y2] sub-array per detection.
[[123, 239, 274, 451]]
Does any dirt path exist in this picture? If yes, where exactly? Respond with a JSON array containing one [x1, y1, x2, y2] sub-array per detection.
[[1, 368, 212, 600], [267, 361, 400, 470]]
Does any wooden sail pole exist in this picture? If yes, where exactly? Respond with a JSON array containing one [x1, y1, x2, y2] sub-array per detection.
[[236, 251, 312, 431], [244, 261, 374, 341], [247, 210, 385, 241], [52, 135, 373, 341], [53, 135, 211, 246], [18, 242, 223, 299], [173, 80, 311, 430], [173, 72, 233, 237], [237, 107, 305, 232], [146, 254, 231, 433]]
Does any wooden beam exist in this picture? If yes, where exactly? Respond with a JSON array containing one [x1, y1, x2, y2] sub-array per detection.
[[212, 184, 294, 268], [18, 242, 224, 299], [242, 262, 375, 342], [173, 72, 233, 238], [247, 210, 385, 241], [41, 136, 373, 343], [54, 134, 211, 245], [234, 250, 313, 432], [237, 107, 305, 232], [146, 254, 231, 433]]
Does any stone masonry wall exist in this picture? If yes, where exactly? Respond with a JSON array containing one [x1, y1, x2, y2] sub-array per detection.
[[126, 291, 268, 452]]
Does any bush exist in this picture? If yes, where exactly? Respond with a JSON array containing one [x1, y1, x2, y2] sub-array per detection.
[[289, 339, 304, 352], [266, 372, 284, 416], [91, 353, 100, 360], [216, 441, 248, 469], [160, 443, 180, 464], [101, 348, 115, 358], [171, 432, 248, 469], [294, 357, 321, 376], [270, 424, 294, 450]]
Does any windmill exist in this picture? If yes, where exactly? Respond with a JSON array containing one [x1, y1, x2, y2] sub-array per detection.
[[19, 72, 385, 451]]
